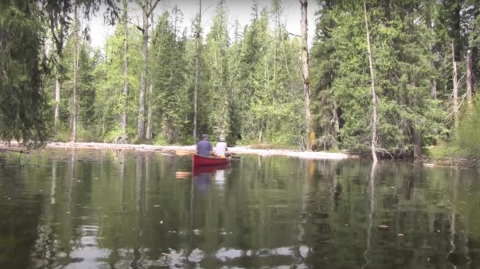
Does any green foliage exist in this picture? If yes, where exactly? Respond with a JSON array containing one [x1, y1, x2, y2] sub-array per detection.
[[104, 126, 125, 143], [249, 143, 298, 150], [0, 0, 121, 147], [77, 127, 102, 142], [149, 8, 190, 144], [91, 24, 142, 138], [425, 144, 458, 160], [232, 5, 304, 146], [310, 1, 453, 156], [153, 133, 168, 146], [4, 0, 480, 154], [51, 124, 71, 142], [0, 2, 49, 148], [131, 138, 152, 145], [452, 102, 480, 158]]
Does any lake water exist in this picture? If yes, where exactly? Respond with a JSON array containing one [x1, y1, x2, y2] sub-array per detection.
[[0, 149, 479, 269]]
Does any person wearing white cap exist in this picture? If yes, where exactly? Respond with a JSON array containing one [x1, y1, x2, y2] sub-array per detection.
[[215, 136, 230, 158]]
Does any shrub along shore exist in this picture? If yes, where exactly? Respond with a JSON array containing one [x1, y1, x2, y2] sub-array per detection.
[[2, 141, 480, 168], [0, 141, 353, 160], [48, 142, 354, 160]]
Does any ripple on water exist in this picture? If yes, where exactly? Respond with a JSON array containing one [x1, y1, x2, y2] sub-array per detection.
[[1, 150, 479, 269]]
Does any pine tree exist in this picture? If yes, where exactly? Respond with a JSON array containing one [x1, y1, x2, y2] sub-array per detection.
[[204, 1, 231, 139]]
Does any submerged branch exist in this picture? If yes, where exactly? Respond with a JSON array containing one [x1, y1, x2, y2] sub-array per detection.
[[376, 147, 393, 159], [0, 148, 26, 154]]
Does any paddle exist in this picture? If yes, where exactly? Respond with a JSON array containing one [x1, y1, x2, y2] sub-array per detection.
[[208, 152, 241, 160], [229, 153, 242, 160]]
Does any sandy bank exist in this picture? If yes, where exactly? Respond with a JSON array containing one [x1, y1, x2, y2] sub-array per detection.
[[21, 142, 355, 160]]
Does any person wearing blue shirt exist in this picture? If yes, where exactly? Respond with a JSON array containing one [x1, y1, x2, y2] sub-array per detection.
[[196, 134, 213, 157]]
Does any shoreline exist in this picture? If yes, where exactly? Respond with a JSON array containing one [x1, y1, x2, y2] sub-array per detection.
[[424, 158, 480, 169], [2, 142, 478, 168], [1, 141, 354, 160]]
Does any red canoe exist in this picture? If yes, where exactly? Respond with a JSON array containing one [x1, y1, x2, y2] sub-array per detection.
[[193, 154, 231, 166]]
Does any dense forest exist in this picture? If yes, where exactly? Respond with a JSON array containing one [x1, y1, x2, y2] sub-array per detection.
[[2, 0, 480, 159]]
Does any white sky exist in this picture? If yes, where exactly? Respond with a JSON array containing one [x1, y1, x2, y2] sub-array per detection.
[[88, 0, 317, 49]]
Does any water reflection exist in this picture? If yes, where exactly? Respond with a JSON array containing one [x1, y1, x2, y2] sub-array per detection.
[[362, 162, 376, 269], [193, 164, 230, 196], [194, 172, 211, 198], [0, 150, 479, 268], [214, 169, 226, 187]]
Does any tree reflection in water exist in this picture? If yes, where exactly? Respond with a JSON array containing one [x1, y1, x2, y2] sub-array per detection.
[[0, 150, 479, 268], [362, 162, 376, 269]]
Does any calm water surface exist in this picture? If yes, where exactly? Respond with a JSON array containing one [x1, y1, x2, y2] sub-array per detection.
[[0, 149, 479, 269]]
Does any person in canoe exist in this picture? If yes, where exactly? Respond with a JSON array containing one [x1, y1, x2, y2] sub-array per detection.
[[215, 136, 231, 158], [196, 134, 213, 157]]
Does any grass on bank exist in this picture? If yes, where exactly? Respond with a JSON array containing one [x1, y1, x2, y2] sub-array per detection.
[[427, 102, 480, 161]]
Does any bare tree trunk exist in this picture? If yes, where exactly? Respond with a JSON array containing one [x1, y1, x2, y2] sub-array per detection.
[[137, 12, 148, 140], [413, 128, 421, 159], [452, 43, 459, 131], [72, 3, 78, 143], [146, 11, 157, 141], [51, 5, 67, 132], [430, 80, 437, 99], [54, 78, 60, 129], [333, 101, 340, 149], [258, 126, 263, 144], [193, 0, 202, 144], [193, 49, 199, 143], [300, 0, 314, 151], [102, 42, 108, 137], [426, 5, 437, 101], [136, 0, 161, 140], [425, 5, 437, 100], [121, 0, 129, 134], [146, 84, 153, 140], [102, 106, 106, 137], [412, 85, 421, 159], [467, 49, 474, 109], [364, 0, 378, 163]]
